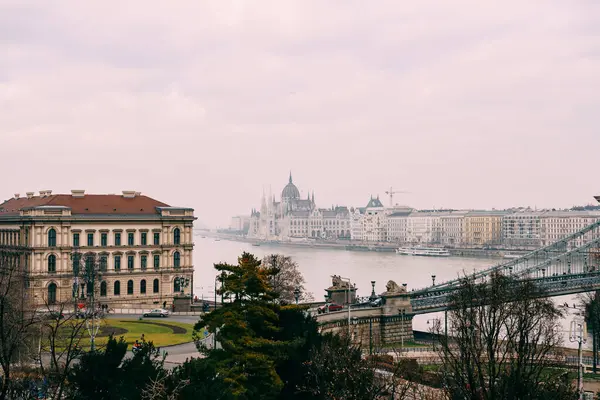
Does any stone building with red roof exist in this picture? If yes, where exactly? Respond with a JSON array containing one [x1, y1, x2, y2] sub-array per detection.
[[0, 190, 195, 310]]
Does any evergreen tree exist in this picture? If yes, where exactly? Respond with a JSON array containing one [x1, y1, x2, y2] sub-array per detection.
[[194, 252, 312, 399]]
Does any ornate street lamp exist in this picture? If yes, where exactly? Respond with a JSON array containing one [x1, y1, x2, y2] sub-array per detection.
[[431, 275, 436, 286], [294, 286, 300, 305], [370, 281, 376, 301]]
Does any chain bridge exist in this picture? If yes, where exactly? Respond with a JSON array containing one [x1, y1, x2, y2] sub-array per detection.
[[411, 219, 600, 314], [317, 216, 600, 347]]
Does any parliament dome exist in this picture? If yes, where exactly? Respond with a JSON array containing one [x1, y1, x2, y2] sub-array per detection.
[[281, 173, 300, 200]]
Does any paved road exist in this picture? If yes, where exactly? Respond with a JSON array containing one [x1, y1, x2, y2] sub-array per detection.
[[105, 314, 203, 367], [106, 313, 202, 324]]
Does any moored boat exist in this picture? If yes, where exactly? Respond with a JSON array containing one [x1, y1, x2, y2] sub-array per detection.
[[396, 247, 450, 257]]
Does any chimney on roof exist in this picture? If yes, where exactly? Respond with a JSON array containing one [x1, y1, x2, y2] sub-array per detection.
[[14, 193, 20, 199], [26, 192, 34, 199], [122, 191, 136, 198], [71, 190, 85, 198], [39, 191, 47, 197]]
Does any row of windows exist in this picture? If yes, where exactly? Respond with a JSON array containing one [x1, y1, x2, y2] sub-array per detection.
[[101, 279, 160, 296], [47, 252, 182, 273], [47, 228, 183, 248], [47, 278, 183, 303]]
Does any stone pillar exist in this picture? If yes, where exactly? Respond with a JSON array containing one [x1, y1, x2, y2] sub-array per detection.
[[380, 282, 414, 345]]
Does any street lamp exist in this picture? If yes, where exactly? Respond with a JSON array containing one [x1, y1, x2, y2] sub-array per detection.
[[294, 286, 300, 305], [337, 276, 352, 338], [370, 281, 376, 301], [570, 318, 587, 400], [431, 275, 436, 286], [399, 308, 406, 349]]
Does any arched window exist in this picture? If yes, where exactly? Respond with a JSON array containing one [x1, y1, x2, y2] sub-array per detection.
[[100, 281, 107, 297], [127, 280, 134, 295], [48, 283, 57, 304], [48, 229, 56, 247], [48, 255, 56, 273], [153, 279, 159, 293], [114, 281, 121, 296], [173, 228, 181, 245], [140, 279, 146, 294], [173, 251, 181, 268], [174, 278, 181, 293]]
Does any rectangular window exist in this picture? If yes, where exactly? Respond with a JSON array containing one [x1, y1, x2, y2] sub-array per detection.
[[100, 256, 107, 271], [73, 233, 80, 247], [115, 233, 121, 246], [141, 255, 147, 270], [128, 233, 134, 246], [114, 255, 121, 271], [87, 233, 94, 247], [153, 254, 160, 269], [153, 232, 160, 245], [141, 232, 147, 246], [128, 255, 134, 270], [101, 233, 107, 247]]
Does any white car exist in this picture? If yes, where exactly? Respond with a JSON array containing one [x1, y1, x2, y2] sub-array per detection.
[[143, 309, 169, 318]]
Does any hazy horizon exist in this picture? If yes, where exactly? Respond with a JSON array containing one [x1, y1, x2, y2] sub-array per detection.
[[2, 1, 599, 227]]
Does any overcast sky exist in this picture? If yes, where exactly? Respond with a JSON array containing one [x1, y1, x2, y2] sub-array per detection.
[[1, 1, 599, 227]]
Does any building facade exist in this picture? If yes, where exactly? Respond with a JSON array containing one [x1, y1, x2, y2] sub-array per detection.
[[360, 196, 387, 242], [0, 190, 195, 309], [248, 174, 351, 241], [440, 211, 468, 247], [405, 212, 444, 244], [387, 209, 413, 243], [502, 211, 543, 249], [540, 211, 600, 248], [463, 211, 507, 247]]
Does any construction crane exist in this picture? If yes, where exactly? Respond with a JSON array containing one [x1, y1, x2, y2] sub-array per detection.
[[385, 187, 409, 207]]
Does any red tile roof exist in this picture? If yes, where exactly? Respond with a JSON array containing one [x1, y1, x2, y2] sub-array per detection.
[[0, 194, 170, 216]]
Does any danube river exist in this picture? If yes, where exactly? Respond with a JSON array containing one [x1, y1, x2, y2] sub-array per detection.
[[192, 235, 501, 333], [192, 235, 586, 345]]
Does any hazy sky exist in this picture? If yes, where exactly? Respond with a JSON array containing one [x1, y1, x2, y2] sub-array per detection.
[[1, 1, 599, 227]]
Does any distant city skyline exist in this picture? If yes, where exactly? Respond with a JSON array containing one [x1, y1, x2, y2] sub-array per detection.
[[2, 2, 599, 227]]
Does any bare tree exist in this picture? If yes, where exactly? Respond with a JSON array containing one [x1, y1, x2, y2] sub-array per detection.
[[34, 251, 103, 399], [297, 331, 426, 400], [141, 372, 189, 400], [0, 249, 38, 400], [262, 254, 313, 304], [36, 296, 89, 399], [578, 290, 600, 373], [432, 272, 576, 400]]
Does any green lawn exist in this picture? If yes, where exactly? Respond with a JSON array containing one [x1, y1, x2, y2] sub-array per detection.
[[76, 319, 195, 349]]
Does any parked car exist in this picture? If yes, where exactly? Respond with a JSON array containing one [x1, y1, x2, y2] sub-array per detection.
[[317, 303, 343, 314], [370, 297, 384, 307], [45, 311, 64, 320], [143, 309, 169, 318]]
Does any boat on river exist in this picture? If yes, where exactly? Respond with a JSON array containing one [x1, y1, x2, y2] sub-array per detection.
[[396, 247, 450, 257]]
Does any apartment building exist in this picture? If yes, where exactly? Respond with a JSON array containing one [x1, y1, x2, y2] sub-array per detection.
[[502, 211, 543, 249], [464, 211, 508, 247], [440, 211, 468, 247]]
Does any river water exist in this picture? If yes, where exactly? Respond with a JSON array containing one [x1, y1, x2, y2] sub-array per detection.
[[192, 235, 585, 347]]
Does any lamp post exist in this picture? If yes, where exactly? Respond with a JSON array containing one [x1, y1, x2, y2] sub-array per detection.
[[214, 275, 218, 311], [220, 271, 226, 305], [294, 286, 300, 305], [431, 275, 436, 286], [370, 281, 376, 301], [427, 318, 441, 350], [399, 308, 406, 349], [338, 276, 352, 338], [570, 318, 587, 400]]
